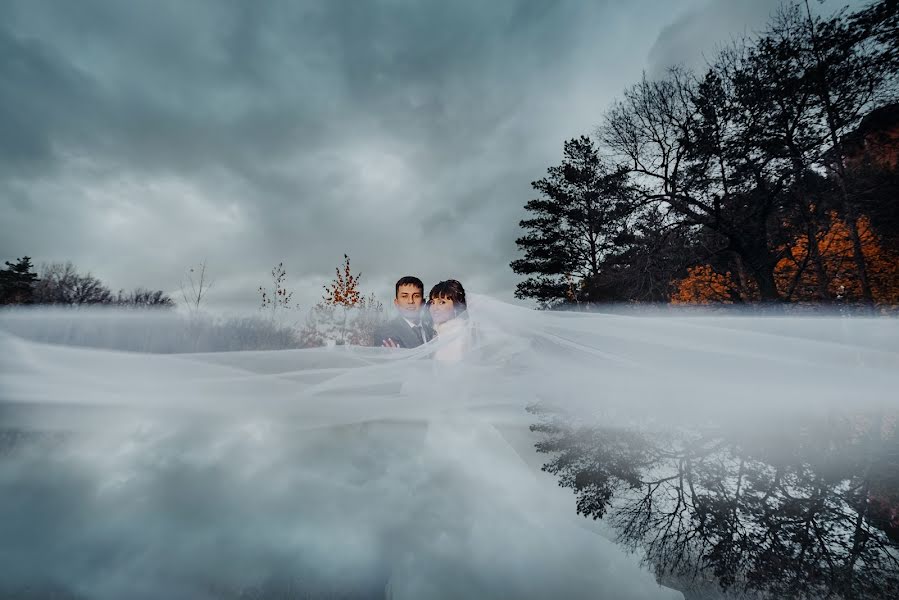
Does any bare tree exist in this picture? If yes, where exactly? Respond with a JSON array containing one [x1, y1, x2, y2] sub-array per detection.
[[258, 262, 299, 325], [180, 259, 214, 314], [33, 262, 114, 305], [791, 0, 896, 306], [531, 409, 899, 599], [608, 62, 801, 303], [116, 288, 175, 308]]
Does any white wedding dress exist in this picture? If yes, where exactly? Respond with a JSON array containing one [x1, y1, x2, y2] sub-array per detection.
[[1, 296, 897, 599], [431, 315, 473, 362]]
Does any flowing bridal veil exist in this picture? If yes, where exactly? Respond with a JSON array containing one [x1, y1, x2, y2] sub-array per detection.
[[1, 296, 897, 599]]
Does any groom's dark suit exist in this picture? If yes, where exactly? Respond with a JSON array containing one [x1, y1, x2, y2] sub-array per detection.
[[373, 316, 433, 348]]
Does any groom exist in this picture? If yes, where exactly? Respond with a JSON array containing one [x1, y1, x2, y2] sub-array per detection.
[[374, 276, 433, 348]]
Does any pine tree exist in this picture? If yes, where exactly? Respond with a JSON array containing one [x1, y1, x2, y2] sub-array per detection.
[[511, 137, 633, 307], [0, 256, 39, 305]]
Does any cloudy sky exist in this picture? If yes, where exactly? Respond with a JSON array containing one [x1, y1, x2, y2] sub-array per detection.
[[1, 0, 859, 311]]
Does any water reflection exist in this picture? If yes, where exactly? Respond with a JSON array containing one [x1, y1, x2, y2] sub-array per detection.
[[530, 408, 899, 599]]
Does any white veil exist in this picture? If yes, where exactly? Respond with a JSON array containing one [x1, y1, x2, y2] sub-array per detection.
[[1, 297, 897, 599]]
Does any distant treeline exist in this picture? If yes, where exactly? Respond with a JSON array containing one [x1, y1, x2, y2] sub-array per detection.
[[0, 257, 174, 308], [0, 254, 387, 352], [512, 0, 899, 309]]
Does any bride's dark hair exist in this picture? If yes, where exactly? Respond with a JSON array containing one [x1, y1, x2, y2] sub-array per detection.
[[427, 279, 468, 319]]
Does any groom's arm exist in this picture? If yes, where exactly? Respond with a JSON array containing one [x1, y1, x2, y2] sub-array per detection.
[[373, 321, 403, 348], [372, 324, 388, 347]]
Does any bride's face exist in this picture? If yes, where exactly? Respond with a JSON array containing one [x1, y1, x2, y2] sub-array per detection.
[[429, 296, 455, 325]]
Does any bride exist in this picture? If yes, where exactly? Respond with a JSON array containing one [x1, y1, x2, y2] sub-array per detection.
[[425, 279, 477, 361]]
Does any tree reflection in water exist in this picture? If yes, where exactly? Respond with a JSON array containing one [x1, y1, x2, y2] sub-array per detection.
[[530, 407, 899, 599]]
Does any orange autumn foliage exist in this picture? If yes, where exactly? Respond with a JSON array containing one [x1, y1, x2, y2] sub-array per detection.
[[775, 213, 899, 304], [301, 254, 386, 348], [671, 213, 899, 306], [671, 265, 740, 304], [322, 254, 363, 308]]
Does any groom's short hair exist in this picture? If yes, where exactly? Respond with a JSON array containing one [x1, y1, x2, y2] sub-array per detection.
[[395, 276, 424, 297]]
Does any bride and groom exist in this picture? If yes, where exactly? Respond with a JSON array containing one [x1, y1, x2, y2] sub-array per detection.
[[374, 276, 473, 359]]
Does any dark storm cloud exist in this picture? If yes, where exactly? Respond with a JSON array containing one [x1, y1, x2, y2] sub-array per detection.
[[0, 23, 99, 173], [646, 0, 867, 77], [646, 0, 782, 77], [1, 0, 853, 310]]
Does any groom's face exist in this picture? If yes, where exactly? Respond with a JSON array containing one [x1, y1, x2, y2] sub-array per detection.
[[394, 284, 424, 320]]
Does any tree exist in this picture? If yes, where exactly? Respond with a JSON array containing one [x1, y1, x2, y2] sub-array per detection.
[[530, 408, 899, 599], [31, 261, 113, 305], [300, 255, 385, 346], [850, 0, 899, 74], [673, 212, 899, 307], [258, 262, 299, 325], [115, 288, 175, 308], [671, 265, 743, 305], [597, 1, 898, 308], [507, 0, 897, 309], [318, 254, 363, 344], [735, 16, 838, 302], [346, 292, 385, 346], [321, 254, 362, 309], [511, 136, 634, 307], [603, 206, 704, 302], [0, 256, 39, 304], [776, 212, 899, 306], [793, 0, 897, 305], [602, 64, 793, 304], [298, 302, 337, 348], [662, 27, 833, 307], [852, 157, 899, 256], [180, 259, 213, 314]]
